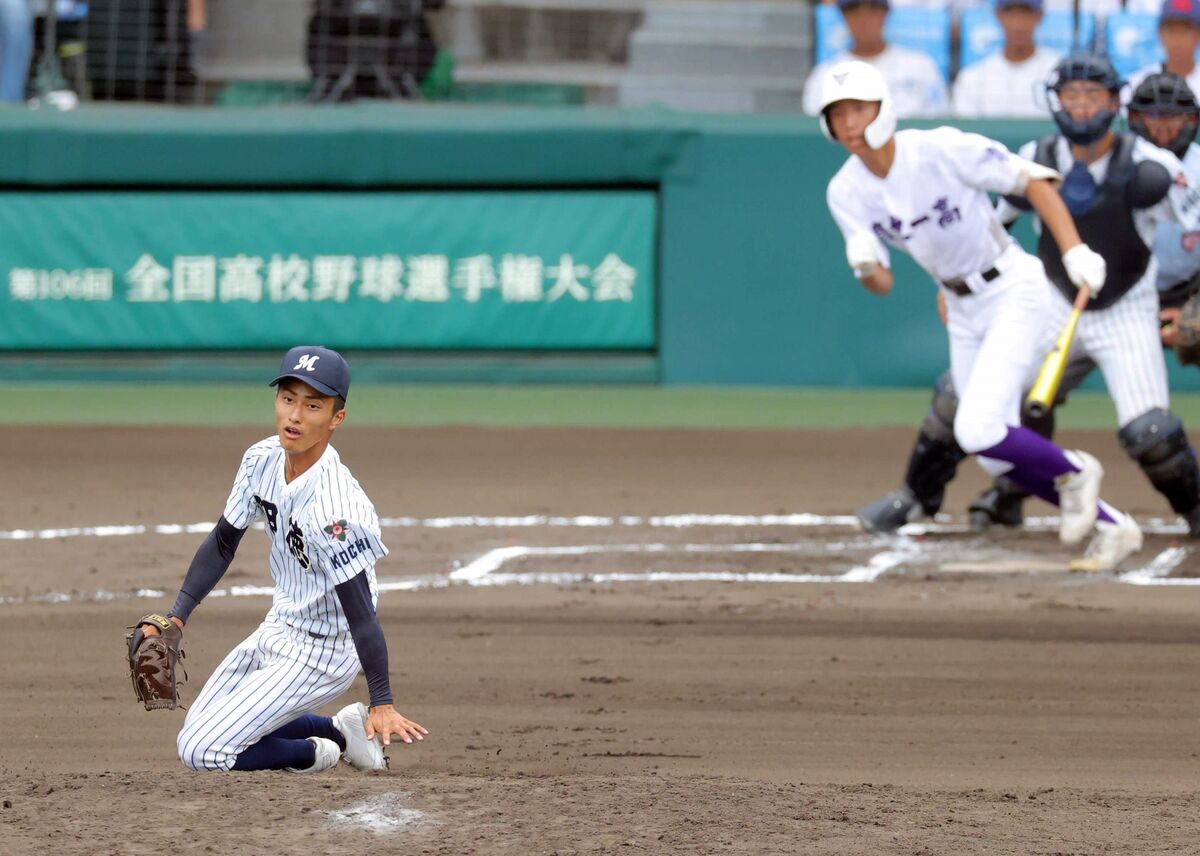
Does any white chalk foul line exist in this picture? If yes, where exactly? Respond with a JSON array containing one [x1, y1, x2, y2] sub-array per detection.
[[0, 514, 866, 541], [4, 513, 1192, 542]]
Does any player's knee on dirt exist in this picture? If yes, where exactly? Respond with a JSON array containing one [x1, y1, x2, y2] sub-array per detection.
[[905, 372, 966, 515], [177, 723, 234, 772], [1118, 408, 1200, 518]]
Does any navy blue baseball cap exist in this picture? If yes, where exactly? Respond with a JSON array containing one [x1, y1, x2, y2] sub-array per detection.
[[997, 0, 1043, 10], [838, 0, 888, 8], [1162, 0, 1200, 26], [269, 345, 351, 401]]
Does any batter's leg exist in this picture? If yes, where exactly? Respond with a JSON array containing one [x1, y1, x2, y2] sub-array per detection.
[[968, 354, 1096, 530], [953, 274, 1128, 547]]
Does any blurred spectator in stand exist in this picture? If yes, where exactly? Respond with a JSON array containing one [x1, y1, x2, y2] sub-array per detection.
[[0, 0, 33, 103], [1129, 0, 1200, 95], [189, 0, 209, 74], [803, 0, 948, 116], [953, 0, 1062, 116], [308, 0, 446, 102]]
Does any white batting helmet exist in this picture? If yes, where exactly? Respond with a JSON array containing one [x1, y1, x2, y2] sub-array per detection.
[[817, 60, 896, 150]]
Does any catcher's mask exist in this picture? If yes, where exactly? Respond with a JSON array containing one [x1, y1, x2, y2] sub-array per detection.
[[1046, 52, 1123, 146], [1129, 72, 1200, 159]]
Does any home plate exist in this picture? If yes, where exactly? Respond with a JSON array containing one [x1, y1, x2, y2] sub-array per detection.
[[327, 793, 425, 831], [938, 559, 1070, 574]]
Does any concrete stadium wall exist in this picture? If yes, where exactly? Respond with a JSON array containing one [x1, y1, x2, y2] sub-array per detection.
[[1, 105, 1191, 391]]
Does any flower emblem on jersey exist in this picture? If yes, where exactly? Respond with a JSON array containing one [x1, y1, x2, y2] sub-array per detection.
[[324, 519, 351, 542]]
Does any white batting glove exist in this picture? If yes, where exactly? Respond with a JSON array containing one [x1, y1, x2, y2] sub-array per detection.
[[845, 233, 879, 277], [1062, 244, 1106, 294]]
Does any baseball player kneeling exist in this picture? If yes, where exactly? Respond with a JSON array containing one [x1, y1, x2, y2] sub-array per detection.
[[821, 60, 1143, 571], [126, 346, 427, 773]]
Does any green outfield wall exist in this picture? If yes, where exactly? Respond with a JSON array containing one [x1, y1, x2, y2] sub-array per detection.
[[1, 105, 1195, 391]]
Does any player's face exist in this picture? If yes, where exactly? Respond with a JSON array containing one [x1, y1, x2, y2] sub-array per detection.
[[1133, 111, 1192, 148], [996, 6, 1041, 50], [841, 4, 887, 45], [827, 99, 880, 155], [274, 380, 346, 456], [1056, 81, 1118, 122], [1159, 20, 1200, 67]]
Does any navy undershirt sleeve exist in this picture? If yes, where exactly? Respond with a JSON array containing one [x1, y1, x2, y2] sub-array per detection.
[[168, 516, 246, 623], [334, 572, 394, 708]]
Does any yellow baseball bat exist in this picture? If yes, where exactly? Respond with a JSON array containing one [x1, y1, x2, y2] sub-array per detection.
[[1025, 285, 1091, 419]]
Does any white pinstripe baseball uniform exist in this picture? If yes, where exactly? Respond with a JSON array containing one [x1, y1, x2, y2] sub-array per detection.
[[998, 136, 1200, 427], [176, 436, 388, 771]]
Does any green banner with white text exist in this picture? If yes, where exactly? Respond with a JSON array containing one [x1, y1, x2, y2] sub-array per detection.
[[0, 190, 656, 350]]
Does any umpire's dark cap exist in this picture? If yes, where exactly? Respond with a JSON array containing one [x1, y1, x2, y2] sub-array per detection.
[[838, 0, 888, 8], [269, 345, 351, 401]]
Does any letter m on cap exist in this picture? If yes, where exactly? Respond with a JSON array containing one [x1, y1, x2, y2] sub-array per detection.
[[294, 354, 320, 372]]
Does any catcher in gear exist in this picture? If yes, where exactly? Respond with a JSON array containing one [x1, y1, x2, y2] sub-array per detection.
[[127, 613, 185, 710], [859, 69, 1200, 545]]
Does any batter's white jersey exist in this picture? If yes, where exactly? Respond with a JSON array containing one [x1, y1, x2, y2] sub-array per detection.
[[826, 126, 1058, 454], [223, 436, 388, 638], [827, 127, 1027, 285]]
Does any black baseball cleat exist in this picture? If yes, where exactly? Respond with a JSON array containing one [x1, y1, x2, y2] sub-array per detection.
[[856, 488, 922, 533], [967, 484, 1026, 530]]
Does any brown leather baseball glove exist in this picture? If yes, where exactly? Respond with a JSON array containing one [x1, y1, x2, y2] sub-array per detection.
[[126, 614, 186, 710], [1174, 292, 1200, 367]]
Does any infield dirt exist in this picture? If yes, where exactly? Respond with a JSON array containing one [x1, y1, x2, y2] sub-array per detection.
[[4, 425, 1200, 855]]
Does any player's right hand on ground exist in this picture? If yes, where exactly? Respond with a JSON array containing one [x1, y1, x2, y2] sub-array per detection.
[[366, 704, 428, 747]]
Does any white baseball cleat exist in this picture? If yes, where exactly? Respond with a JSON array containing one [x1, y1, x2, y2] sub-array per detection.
[[1069, 514, 1143, 573], [1056, 451, 1103, 545], [288, 737, 341, 773], [332, 702, 387, 772]]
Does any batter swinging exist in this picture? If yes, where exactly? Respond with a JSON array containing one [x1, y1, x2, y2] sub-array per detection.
[[820, 60, 1143, 570]]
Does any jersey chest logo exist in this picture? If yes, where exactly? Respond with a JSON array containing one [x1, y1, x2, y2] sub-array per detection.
[[873, 197, 963, 244], [285, 517, 311, 570], [254, 495, 280, 534]]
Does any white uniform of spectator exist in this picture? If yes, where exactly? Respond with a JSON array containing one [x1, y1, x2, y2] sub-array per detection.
[[1129, 0, 1200, 95], [954, 47, 1062, 116], [953, 0, 1062, 118], [805, 0, 948, 118]]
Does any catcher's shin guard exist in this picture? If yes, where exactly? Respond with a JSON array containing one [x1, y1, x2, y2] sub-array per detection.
[[857, 373, 965, 533], [906, 372, 967, 515], [1119, 408, 1200, 536]]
